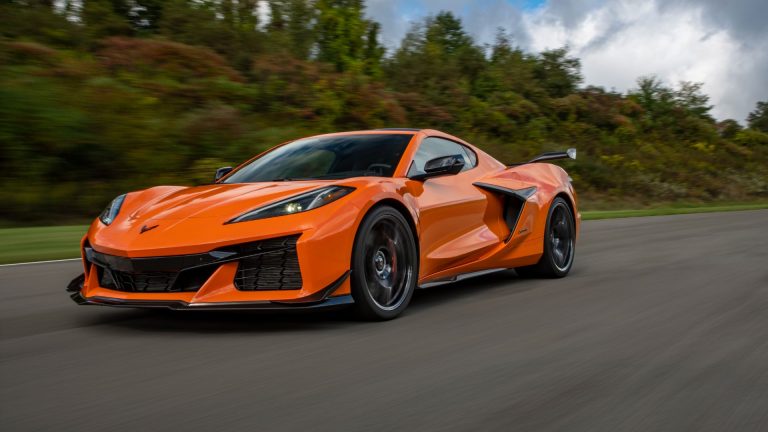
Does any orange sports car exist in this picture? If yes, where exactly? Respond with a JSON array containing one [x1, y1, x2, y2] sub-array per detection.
[[67, 129, 579, 320]]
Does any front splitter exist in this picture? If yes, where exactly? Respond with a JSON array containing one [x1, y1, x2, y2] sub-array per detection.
[[70, 291, 353, 310]]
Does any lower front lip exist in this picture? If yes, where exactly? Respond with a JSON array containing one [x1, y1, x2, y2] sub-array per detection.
[[70, 292, 354, 310], [69, 271, 352, 310]]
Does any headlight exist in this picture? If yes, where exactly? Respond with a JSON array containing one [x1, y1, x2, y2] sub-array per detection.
[[99, 194, 126, 225], [227, 186, 355, 223]]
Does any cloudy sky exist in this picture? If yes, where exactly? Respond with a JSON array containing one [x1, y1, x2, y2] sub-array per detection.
[[366, 0, 768, 123]]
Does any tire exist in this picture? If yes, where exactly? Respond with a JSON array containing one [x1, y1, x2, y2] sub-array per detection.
[[350, 205, 418, 320], [515, 197, 575, 278]]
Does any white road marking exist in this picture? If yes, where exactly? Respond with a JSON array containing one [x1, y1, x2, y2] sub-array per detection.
[[0, 258, 81, 268]]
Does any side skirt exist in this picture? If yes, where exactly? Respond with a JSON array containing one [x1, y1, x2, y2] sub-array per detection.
[[418, 268, 508, 289]]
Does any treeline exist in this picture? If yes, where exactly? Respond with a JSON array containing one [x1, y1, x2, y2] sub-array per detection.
[[1, 1, 767, 223]]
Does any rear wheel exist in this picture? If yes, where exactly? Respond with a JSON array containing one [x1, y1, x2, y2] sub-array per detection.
[[516, 197, 575, 278], [350, 206, 418, 320]]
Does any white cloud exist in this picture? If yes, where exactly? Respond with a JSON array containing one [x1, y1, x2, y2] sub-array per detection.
[[366, 0, 768, 122], [523, 0, 765, 121]]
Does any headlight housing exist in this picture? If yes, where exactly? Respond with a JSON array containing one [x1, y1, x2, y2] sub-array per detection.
[[227, 186, 355, 223], [99, 194, 126, 225]]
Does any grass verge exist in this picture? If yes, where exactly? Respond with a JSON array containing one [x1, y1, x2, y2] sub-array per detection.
[[581, 202, 768, 220], [1, 203, 766, 265], [0, 225, 87, 265]]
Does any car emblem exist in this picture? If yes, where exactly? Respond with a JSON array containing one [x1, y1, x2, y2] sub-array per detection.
[[140, 224, 159, 234]]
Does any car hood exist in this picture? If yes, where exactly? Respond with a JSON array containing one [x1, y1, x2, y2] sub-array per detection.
[[88, 180, 373, 257], [124, 181, 339, 223]]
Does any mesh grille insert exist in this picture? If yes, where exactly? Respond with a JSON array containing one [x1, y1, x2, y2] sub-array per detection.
[[112, 270, 179, 292], [234, 236, 302, 291]]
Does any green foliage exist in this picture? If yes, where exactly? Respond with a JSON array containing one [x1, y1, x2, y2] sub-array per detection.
[[0, 0, 766, 224], [534, 47, 582, 98], [315, 0, 382, 73], [718, 119, 743, 139], [386, 11, 485, 127], [733, 129, 768, 147], [81, 0, 134, 41], [747, 101, 768, 133], [267, 0, 317, 58]]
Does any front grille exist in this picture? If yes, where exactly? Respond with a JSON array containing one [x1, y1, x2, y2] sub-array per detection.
[[112, 270, 177, 292], [87, 247, 222, 293], [234, 236, 302, 291], [96, 265, 214, 293]]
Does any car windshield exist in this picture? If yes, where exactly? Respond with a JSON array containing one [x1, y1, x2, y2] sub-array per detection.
[[223, 134, 414, 183]]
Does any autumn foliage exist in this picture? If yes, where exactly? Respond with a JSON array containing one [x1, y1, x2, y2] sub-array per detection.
[[0, 1, 766, 223]]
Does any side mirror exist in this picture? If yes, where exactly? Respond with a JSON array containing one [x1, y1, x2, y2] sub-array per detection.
[[214, 166, 233, 182], [410, 155, 465, 180]]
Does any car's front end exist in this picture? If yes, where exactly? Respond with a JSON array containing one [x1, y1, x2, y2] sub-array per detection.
[[67, 131, 417, 310], [68, 181, 374, 310]]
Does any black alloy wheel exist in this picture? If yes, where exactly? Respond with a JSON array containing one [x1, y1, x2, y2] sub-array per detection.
[[351, 206, 418, 320], [516, 197, 575, 278]]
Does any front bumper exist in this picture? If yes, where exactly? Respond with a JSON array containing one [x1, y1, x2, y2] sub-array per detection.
[[69, 271, 351, 310], [73, 230, 355, 308]]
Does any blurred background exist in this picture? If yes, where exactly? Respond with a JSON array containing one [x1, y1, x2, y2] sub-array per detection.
[[1, 0, 767, 227]]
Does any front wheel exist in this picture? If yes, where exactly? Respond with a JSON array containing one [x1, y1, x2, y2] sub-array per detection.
[[350, 206, 418, 320], [516, 197, 575, 278]]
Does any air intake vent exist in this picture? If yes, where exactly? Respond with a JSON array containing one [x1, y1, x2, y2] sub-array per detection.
[[112, 270, 178, 292], [234, 236, 302, 291], [87, 247, 219, 293]]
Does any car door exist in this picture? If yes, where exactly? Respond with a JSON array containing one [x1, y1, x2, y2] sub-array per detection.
[[406, 137, 498, 278]]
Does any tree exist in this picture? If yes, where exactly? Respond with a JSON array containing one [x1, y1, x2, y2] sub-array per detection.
[[674, 81, 713, 121], [81, 0, 134, 39], [424, 11, 473, 55], [0, 1, 81, 47], [132, 0, 166, 31], [630, 77, 674, 116], [315, 0, 382, 73], [475, 29, 541, 100], [388, 12, 484, 93], [362, 21, 384, 76], [747, 101, 768, 133], [156, 0, 261, 72], [286, 0, 317, 59], [534, 47, 582, 98], [157, 1, 226, 50], [718, 119, 743, 139], [267, 0, 317, 59]]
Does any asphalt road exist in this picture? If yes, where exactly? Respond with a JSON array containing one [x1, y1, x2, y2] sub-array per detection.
[[2, 210, 767, 431]]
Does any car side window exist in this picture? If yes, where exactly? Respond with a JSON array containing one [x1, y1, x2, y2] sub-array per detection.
[[407, 137, 477, 177]]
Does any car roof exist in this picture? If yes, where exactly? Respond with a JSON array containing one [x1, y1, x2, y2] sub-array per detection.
[[299, 129, 474, 148], [305, 128, 473, 146], [373, 128, 422, 131]]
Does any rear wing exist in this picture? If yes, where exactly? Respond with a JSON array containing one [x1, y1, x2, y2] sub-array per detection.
[[509, 148, 576, 166]]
